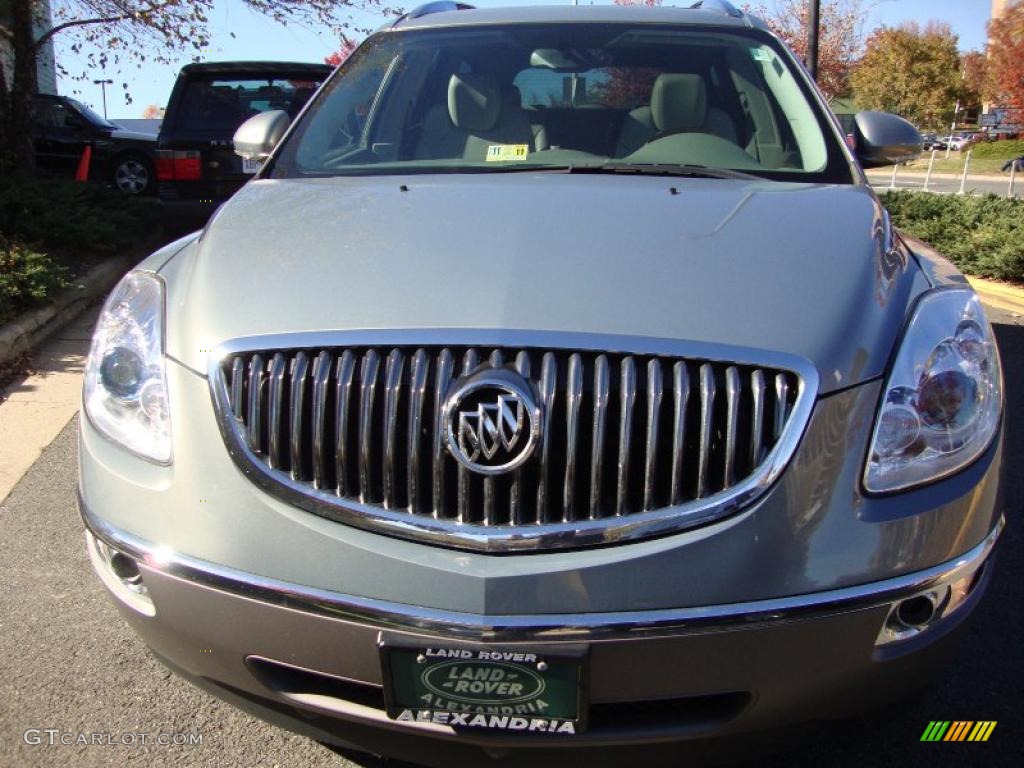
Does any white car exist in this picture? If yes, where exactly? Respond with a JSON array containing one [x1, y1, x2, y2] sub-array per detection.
[[941, 135, 969, 151]]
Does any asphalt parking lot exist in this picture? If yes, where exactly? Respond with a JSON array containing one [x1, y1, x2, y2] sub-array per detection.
[[0, 308, 1020, 768]]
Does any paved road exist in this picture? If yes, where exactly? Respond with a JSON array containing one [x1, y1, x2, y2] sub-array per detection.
[[1, 309, 1020, 768], [868, 172, 1019, 197]]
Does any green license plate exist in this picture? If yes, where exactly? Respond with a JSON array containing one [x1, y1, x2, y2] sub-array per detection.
[[380, 642, 586, 735]]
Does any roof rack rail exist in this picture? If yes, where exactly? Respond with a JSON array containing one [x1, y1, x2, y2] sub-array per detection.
[[392, 2, 476, 28], [688, 0, 744, 18]]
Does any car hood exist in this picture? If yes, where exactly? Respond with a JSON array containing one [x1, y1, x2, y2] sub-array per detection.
[[110, 128, 157, 141], [163, 174, 925, 394]]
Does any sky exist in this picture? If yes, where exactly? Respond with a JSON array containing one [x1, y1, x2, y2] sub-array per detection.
[[54, 0, 995, 119]]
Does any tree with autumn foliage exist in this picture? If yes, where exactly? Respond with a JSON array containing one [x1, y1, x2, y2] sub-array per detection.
[[959, 49, 989, 115], [850, 22, 962, 129], [744, 0, 867, 102], [325, 36, 358, 67], [0, 0, 386, 176], [987, 2, 1024, 115], [588, 0, 662, 109]]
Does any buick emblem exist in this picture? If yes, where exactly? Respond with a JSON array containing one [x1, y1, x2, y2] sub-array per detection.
[[442, 367, 541, 475]]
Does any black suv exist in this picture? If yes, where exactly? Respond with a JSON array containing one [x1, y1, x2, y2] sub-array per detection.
[[30, 94, 158, 194], [156, 61, 331, 228]]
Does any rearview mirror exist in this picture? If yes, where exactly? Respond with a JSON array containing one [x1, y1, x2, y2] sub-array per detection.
[[234, 110, 290, 160], [852, 111, 922, 169]]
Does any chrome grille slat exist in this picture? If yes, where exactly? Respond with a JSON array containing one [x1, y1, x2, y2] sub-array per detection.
[[334, 351, 356, 498], [589, 354, 610, 520], [696, 363, 715, 499], [431, 349, 454, 518], [616, 356, 636, 517], [382, 349, 405, 510], [723, 366, 740, 489], [773, 373, 790, 441], [562, 353, 583, 521], [669, 361, 689, 506], [230, 357, 244, 419], [246, 353, 265, 451], [218, 342, 807, 550], [406, 349, 429, 514], [358, 350, 380, 504], [311, 351, 332, 490], [289, 351, 310, 481], [750, 369, 766, 468], [267, 353, 287, 470], [643, 358, 663, 511]]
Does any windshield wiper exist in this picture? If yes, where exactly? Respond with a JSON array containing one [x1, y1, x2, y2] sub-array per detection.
[[567, 163, 762, 181]]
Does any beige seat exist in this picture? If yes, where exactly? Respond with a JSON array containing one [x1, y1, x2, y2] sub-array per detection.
[[416, 72, 539, 161], [616, 73, 738, 158]]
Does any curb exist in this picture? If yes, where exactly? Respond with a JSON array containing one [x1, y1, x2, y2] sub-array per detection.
[[0, 257, 131, 369], [968, 276, 1024, 315], [868, 171, 1010, 183]]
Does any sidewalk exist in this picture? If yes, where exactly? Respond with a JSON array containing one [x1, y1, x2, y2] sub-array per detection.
[[0, 308, 97, 504]]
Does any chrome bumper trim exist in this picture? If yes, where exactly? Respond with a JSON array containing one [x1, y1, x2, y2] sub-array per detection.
[[79, 491, 1003, 643]]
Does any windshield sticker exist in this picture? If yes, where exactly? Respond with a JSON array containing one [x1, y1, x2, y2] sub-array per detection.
[[486, 144, 529, 162]]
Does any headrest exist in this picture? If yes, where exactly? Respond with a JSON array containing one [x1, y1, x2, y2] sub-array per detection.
[[448, 72, 501, 132], [650, 73, 708, 133]]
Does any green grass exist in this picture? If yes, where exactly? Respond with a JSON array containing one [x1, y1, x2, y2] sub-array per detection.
[[873, 140, 1024, 176]]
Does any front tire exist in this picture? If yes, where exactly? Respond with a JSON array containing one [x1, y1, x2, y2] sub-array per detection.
[[112, 154, 155, 195]]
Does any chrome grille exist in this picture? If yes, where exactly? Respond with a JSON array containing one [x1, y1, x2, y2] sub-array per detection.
[[211, 335, 814, 552]]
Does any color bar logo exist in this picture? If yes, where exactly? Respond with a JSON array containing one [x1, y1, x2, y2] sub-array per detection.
[[921, 721, 997, 742]]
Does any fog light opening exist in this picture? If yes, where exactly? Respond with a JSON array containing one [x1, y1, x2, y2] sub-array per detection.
[[109, 552, 143, 586], [895, 594, 937, 629], [85, 531, 155, 617]]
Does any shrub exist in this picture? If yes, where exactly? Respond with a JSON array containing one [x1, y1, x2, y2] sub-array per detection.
[[0, 241, 70, 326], [0, 176, 155, 326], [968, 139, 1024, 160], [0, 176, 154, 254], [880, 191, 1024, 283]]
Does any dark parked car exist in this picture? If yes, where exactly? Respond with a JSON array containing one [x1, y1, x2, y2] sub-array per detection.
[[920, 133, 946, 151], [29, 94, 158, 194], [156, 61, 332, 228]]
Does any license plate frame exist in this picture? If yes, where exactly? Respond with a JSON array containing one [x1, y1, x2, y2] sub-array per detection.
[[379, 637, 588, 735]]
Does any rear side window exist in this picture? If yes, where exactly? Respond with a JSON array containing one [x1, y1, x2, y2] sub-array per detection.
[[175, 77, 322, 132]]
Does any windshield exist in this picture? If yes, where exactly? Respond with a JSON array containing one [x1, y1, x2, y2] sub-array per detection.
[[67, 98, 118, 130], [272, 24, 851, 182]]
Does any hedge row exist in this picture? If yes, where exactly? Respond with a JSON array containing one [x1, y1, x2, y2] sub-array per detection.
[[880, 191, 1024, 283], [0, 176, 154, 326], [967, 139, 1024, 160]]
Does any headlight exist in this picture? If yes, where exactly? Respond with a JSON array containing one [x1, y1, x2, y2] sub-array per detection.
[[864, 288, 1001, 493], [83, 271, 171, 464]]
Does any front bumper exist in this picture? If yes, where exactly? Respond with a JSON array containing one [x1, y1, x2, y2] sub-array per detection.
[[81, 494, 1002, 762], [78, 357, 1006, 761]]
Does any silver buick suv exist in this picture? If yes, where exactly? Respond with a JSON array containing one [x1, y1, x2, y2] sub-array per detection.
[[79, 2, 1005, 764]]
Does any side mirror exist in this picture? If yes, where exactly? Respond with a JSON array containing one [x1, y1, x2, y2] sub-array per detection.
[[853, 111, 922, 169], [233, 110, 290, 160]]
